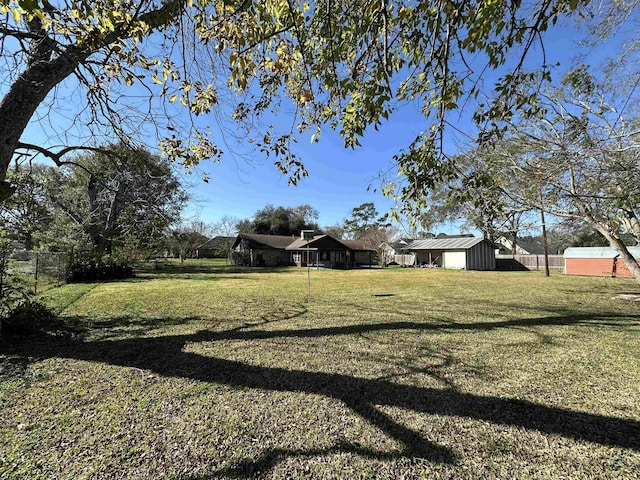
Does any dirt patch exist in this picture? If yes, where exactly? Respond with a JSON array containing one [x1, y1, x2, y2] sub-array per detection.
[[614, 294, 640, 301]]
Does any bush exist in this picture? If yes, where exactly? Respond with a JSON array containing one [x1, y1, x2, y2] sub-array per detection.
[[67, 253, 135, 283], [0, 234, 34, 331], [1, 300, 60, 336]]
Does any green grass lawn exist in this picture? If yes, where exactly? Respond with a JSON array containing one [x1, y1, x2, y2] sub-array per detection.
[[1, 267, 639, 479]]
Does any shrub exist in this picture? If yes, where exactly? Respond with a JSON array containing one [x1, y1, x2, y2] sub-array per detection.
[[67, 252, 135, 283], [1, 300, 60, 336]]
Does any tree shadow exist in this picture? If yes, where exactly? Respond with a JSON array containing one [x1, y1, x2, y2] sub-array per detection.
[[205, 312, 640, 342], [134, 274, 264, 282], [137, 265, 296, 276], [42, 303, 309, 340], [0, 353, 31, 381], [185, 441, 430, 479], [5, 312, 640, 475]]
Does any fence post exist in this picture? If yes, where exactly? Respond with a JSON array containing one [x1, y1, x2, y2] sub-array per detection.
[[56, 253, 61, 287], [0, 252, 5, 303], [0, 252, 3, 337], [34, 252, 39, 294]]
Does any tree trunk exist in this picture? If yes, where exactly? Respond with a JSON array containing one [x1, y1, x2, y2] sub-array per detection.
[[0, 39, 90, 202], [621, 209, 640, 245], [0, 0, 187, 194], [574, 202, 640, 280], [591, 222, 640, 280], [604, 232, 640, 280], [24, 232, 33, 251]]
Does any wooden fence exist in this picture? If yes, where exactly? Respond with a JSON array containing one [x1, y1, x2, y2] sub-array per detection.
[[496, 254, 564, 271], [393, 254, 416, 266]]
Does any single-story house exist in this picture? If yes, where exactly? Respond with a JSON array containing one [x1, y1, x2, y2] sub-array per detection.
[[231, 233, 376, 268], [563, 247, 640, 278], [231, 233, 296, 266], [402, 237, 496, 270], [496, 236, 559, 255], [285, 235, 375, 269], [340, 239, 377, 267], [196, 236, 235, 258]]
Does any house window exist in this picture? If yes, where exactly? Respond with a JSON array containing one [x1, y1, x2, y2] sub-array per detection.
[[292, 252, 301, 263], [321, 251, 330, 261]]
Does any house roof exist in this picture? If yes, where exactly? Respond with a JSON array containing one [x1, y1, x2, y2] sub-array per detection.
[[197, 236, 235, 249], [403, 237, 486, 251], [340, 239, 375, 252], [285, 235, 375, 252], [232, 233, 296, 250], [285, 235, 324, 250], [497, 236, 558, 255], [390, 238, 417, 250], [232, 233, 377, 252], [517, 237, 547, 255], [563, 247, 640, 259]]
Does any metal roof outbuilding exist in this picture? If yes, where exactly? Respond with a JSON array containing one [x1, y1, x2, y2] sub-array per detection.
[[402, 237, 495, 270], [402, 237, 486, 251]]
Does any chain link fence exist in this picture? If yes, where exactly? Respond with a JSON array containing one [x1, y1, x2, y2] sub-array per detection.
[[1, 250, 71, 296]]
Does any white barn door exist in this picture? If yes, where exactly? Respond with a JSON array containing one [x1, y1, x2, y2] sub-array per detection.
[[443, 251, 466, 269]]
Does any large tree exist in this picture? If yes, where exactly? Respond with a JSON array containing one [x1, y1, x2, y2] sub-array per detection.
[[240, 204, 320, 236], [0, 163, 52, 250], [45, 144, 186, 255], [1, 0, 593, 203], [344, 202, 389, 240], [212, 215, 240, 237], [167, 228, 209, 262], [408, 152, 538, 245], [473, 68, 640, 278]]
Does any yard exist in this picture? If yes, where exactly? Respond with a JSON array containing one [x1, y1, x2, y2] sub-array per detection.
[[1, 266, 639, 479]]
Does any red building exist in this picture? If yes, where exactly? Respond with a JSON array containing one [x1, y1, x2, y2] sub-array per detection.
[[563, 247, 640, 278]]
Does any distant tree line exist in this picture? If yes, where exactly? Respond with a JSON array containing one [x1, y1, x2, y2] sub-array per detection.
[[236, 204, 321, 237]]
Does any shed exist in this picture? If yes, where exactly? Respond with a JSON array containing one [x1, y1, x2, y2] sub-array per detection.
[[403, 237, 496, 270], [563, 247, 640, 278]]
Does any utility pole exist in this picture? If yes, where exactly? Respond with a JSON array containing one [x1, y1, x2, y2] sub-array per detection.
[[540, 192, 550, 277], [301, 229, 314, 301]]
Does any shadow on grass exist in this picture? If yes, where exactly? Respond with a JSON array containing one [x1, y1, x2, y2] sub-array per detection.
[[60, 314, 205, 334], [185, 441, 428, 479], [134, 274, 266, 282], [5, 309, 640, 476], [137, 265, 297, 276], [56, 303, 309, 339], [206, 312, 640, 342]]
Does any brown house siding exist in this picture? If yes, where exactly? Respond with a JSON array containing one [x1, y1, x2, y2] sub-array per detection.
[[234, 247, 291, 266], [354, 250, 373, 266]]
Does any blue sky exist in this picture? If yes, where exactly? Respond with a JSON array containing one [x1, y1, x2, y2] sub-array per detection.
[[185, 102, 428, 231], [185, 19, 591, 233], [14, 7, 632, 235]]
